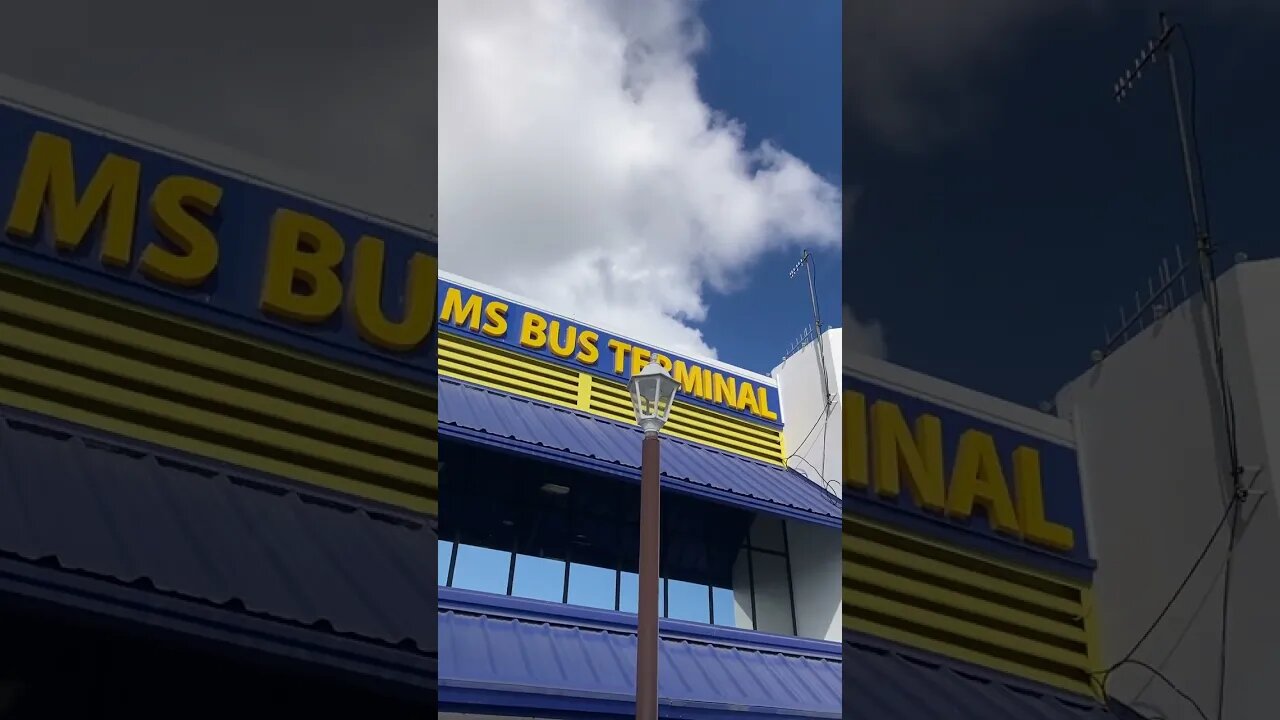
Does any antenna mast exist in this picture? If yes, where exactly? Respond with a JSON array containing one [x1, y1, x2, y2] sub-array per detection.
[[789, 249, 834, 413], [1113, 13, 1218, 334]]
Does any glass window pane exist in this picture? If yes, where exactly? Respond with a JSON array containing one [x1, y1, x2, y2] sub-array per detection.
[[750, 551, 794, 635], [512, 554, 566, 603], [619, 571, 638, 613], [749, 516, 786, 552], [666, 579, 709, 624], [451, 544, 512, 595], [725, 550, 754, 629], [711, 587, 746, 628], [438, 541, 454, 586], [567, 562, 617, 611]]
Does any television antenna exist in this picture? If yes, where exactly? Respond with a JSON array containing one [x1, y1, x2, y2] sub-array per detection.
[[788, 249, 834, 414]]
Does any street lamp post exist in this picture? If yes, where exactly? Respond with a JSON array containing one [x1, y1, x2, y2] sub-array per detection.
[[628, 361, 679, 720]]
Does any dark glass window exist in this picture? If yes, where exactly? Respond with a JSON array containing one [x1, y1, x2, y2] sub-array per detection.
[[438, 454, 801, 636]]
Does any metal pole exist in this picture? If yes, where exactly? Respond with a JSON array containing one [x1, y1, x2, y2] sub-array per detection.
[[802, 250, 833, 412], [1162, 14, 1207, 245], [635, 431, 661, 720]]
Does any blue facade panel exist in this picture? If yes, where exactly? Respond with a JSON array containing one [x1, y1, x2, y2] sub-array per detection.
[[845, 633, 1141, 720], [439, 603, 841, 718], [0, 405, 432, 685], [438, 378, 841, 526]]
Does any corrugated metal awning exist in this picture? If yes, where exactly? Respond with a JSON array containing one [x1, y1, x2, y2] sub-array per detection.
[[0, 404, 433, 694], [438, 378, 840, 526], [439, 594, 841, 718], [845, 632, 1144, 719]]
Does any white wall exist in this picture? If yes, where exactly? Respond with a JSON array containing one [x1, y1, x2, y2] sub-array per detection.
[[1055, 260, 1280, 720], [773, 327, 842, 493], [786, 520, 842, 641], [731, 515, 841, 641]]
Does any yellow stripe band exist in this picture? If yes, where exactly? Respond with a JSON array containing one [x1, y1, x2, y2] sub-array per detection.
[[0, 263, 437, 515]]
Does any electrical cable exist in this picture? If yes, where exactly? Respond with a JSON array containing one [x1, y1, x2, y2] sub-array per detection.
[[784, 393, 836, 467], [1110, 659, 1211, 720], [1178, 26, 1243, 720], [1096, 489, 1239, 679]]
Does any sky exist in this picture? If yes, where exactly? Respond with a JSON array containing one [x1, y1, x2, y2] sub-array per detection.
[[0, 1, 435, 233], [844, 0, 1280, 408], [439, 0, 843, 376], [0, 1, 840, 380]]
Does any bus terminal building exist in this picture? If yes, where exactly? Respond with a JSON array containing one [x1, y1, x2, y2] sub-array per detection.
[[842, 354, 1146, 719], [0, 80, 435, 713], [434, 273, 843, 719]]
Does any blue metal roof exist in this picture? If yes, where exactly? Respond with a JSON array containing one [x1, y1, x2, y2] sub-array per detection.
[[439, 594, 841, 719], [0, 404, 433, 691], [438, 378, 840, 526], [845, 633, 1143, 720]]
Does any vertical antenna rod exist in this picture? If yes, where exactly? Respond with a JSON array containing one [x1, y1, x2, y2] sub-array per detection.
[[789, 250, 833, 413]]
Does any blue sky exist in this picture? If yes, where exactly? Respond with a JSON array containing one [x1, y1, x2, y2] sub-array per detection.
[[680, 0, 842, 378], [844, 3, 1280, 407]]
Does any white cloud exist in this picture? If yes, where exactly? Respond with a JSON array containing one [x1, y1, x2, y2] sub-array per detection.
[[843, 304, 887, 360], [439, 0, 841, 359]]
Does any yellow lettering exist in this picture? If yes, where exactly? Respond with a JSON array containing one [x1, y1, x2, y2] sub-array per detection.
[[712, 373, 740, 410], [139, 175, 222, 287], [440, 287, 483, 331], [870, 401, 946, 511], [519, 312, 548, 350], [737, 382, 760, 416], [481, 301, 508, 338], [1013, 447, 1075, 551], [549, 320, 577, 359], [6, 131, 140, 267], [844, 391, 868, 489], [350, 236, 435, 351], [259, 209, 344, 324], [653, 354, 673, 373], [947, 430, 1021, 536], [576, 330, 600, 365], [673, 361, 704, 399], [757, 387, 779, 422], [608, 338, 631, 375], [631, 347, 652, 376]]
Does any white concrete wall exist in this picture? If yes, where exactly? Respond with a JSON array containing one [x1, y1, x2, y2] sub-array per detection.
[[786, 520, 842, 641], [731, 515, 840, 641], [773, 327, 842, 493], [1055, 260, 1280, 720]]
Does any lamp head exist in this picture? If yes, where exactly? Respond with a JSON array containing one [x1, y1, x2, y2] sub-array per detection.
[[628, 361, 679, 435]]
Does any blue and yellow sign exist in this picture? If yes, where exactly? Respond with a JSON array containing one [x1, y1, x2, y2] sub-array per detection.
[[438, 279, 782, 426], [844, 373, 1091, 568], [0, 104, 436, 386]]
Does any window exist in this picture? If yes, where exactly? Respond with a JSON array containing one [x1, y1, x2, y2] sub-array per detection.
[[666, 579, 710, 624], [512, 554, 566, 603], [438, 477, 801, 637], [438, 540, 454, 586], [568, 561, 617, 610], [618, 570, 639, 613], [711, 586, 740, 627], [450, 544, 511, 595]]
